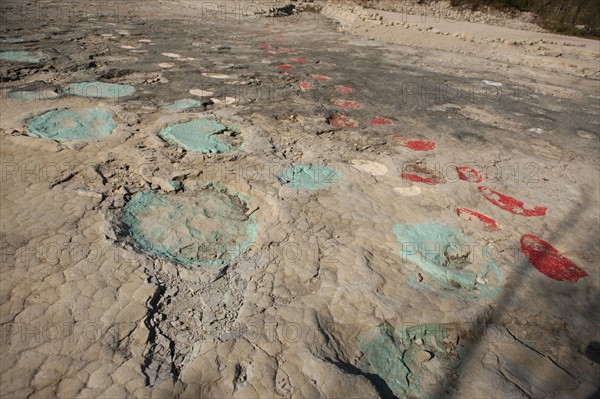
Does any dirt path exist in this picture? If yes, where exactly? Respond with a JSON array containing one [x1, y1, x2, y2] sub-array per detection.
[[1, 1, 599, 398]]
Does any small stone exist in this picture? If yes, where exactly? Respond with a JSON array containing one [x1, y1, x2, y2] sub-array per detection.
[[203, 311, 216, 325], [113, 196, 126, 208], [75, 190, 104, 200], [416, 350, 433, 363], [414, 338, 423, 345], [170, 319, 182, 328], [175, 332, 189, 341], [166, 180, 183, 192], [156, 334, 170, 350], [194, 313, 203, 327], [188, 283, 202, 293], [448, 331, 459, 345], [191, 342, 202, 358], [171, 170, 192, 179]]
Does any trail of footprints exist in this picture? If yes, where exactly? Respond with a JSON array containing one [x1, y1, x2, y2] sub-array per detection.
[[1, 19, 590, 396]]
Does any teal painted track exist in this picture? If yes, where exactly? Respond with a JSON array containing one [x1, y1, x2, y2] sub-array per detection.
[[393, 223, 503, 300], [28, 108, 116, 140], [64, 81, 136, 98], [122, 182, 258, 267], [278, 165, 340, 190]]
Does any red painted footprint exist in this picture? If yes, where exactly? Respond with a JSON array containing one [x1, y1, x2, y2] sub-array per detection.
[[299, 81, 312, 91], [456, 166, 483, 183], [402, 140, 436, 151], [329, 114, 358, 129], [400, 173, 439, 185], [371, 117, 392, 125], [335, 85, 353, 94], [456, 208, 499, 230], [478, 186, 547, 216], [278, 64, 294, 69], [257, 42, 270, 48], [330, 99, 362, 109], [520, 234, 588, 282], [312, 74, 332, 81], [287, 57, 306, 63]]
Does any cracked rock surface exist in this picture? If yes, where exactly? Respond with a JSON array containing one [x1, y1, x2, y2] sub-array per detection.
[[1, 0, 599, 398]]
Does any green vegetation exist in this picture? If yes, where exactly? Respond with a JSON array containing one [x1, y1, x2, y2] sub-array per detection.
[[450, 0, 600, 36]]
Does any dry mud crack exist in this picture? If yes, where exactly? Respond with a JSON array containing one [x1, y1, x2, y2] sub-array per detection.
[[1, 0, 599, 398]]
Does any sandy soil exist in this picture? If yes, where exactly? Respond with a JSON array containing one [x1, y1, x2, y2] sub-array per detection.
[[1, 0, 599, 398]]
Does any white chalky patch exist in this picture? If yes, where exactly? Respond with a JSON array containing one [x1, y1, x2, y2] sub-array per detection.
[[211, 97, 236, 105], [138, 39, 152, 43], [578, 130, 596, 139], [189, 89, 214, 97], [159, 62, 175, 68], [351, 160, 388, 176], [393, 186, 422, 196], [162, 52, 181, 59], [482, 80, 502, 87], [202, 73, 230, 79]]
